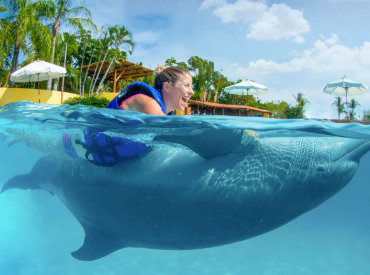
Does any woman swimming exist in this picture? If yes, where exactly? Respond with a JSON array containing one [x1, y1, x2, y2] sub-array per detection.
[[107, 66, 194, 115]]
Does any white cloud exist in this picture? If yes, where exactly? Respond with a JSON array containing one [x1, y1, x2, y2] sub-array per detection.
[[199, 0, 227, 10], [327, 0, 368, 2], [200, 0, 310, 42], [293, 36, 305, 44], [247, 4, 310, 41], [213, 0, 266, 23], [231, 34, 370, 77], [323, 33, 339, 46]]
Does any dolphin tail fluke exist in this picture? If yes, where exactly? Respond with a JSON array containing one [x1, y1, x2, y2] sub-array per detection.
[[72, 226, 124, 261], [1, 174, 39, 193]]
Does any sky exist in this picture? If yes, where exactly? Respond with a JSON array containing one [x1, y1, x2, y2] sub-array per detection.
[[83, 0, 370, 119]]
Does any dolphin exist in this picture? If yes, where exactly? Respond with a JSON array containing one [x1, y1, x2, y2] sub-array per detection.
[[1, 128, 370, 261]]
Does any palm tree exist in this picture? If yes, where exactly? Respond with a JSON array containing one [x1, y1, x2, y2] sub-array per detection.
[[211, 71, 228, 102], [0, 0, 51, 83], [293, 92, 309, 118], [0, 4, 7, 14], [104, 25, 134, 59], [0, 4, 8, 29], [345, 98, 360, 120], [332, 96, 345, 120], [188, 56, 214, 101], [52, 31, 79, 91], [86, 25, 134, 96], [37, 0, 94, 90], [0, 4, 9, 71], [363, 111, 370, 122]]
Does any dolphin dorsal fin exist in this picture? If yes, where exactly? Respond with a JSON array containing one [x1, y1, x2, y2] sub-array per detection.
[[71, 225, 125, 261], [154, 128, 258, 159]]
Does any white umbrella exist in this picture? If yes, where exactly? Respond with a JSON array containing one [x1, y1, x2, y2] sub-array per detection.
[[10, 60, 67, 103], [224, 79, 268, 105], [323, 76, 368, 104]]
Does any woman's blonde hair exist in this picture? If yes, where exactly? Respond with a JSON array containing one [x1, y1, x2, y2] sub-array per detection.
[[154, 66, 190, 91]]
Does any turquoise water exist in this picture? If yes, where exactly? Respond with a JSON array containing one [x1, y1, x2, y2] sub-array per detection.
[[0, 102, 369, 275]]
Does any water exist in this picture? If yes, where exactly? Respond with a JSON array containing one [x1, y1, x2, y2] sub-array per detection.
[[0, 102, 369, 275]]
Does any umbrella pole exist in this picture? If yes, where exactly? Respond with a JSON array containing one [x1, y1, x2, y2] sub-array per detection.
[[345, 87, 348, 104], [61, 83, 64, 104], [61, 44, 67, 104], [38, 74, 40, 103], [246, 90, 249, 107]]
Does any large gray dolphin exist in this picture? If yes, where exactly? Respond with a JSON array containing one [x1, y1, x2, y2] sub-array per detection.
[[2, 128, 370, 261]]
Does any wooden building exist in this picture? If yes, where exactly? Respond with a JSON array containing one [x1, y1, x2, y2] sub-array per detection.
[[188, 100, 272, 117], [81, 59, 153, 93]]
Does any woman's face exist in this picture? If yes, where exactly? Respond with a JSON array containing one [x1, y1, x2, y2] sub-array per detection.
[[163, 73, 194, 112]]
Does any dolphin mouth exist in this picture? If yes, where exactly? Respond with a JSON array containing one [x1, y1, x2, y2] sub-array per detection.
[[336, 140, 370, 162]]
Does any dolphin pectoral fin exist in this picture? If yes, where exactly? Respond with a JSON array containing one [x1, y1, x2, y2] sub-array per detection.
[[7, 137, 22, 147], [1, 174, 39, 193], [154, 128, 258, 159], [72, 226, 124, 261]]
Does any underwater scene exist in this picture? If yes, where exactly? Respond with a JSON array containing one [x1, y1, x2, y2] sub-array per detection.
[[0, 101, 369, 275]]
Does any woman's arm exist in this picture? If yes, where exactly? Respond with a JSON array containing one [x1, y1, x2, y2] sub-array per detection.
[[120, 94, 165, 115]]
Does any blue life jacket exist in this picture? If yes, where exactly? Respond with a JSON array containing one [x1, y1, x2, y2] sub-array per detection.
[[63, 131, 151, 167], [106, 81, 166, 114]]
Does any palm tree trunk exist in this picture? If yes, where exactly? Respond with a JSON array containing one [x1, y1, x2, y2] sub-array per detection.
[[52, 78, 59, 91], [213, 90, 218, 102], [82, 40, 98, 97], [91, 45, 110, 95], [10, 45, 20, 73], [48, 22, 59, 90], [88, 52, 102, 96], [9, 45, 21, 87], [95, 58, 114, 96], [47, 35, 57, 90], [79, 34, 89, 97]]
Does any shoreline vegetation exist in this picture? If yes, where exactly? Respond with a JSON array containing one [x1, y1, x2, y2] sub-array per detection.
[[0, 1, 369, 122]]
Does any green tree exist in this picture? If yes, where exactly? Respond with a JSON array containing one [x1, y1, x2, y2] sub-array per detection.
[[188, 56, 214, 101], [0, 4, 9, 76], [0, 0, 51, 82], [73, 26, 134, 71], [332, 96, 345, 120], [210, 71, 228, 102], [283, 93, 308, 119], [53, 32, 79, 92], [71, 25, 134, 96], [345, 98, 360, 120], [37, 0, 94, 89], [264, 101, 289, 118], [293, 92, 309, 118], [165, 57, 189, 70], [362, 110, 370, 122], [0, 3, 6, 12], [102, 24, 134, 60]]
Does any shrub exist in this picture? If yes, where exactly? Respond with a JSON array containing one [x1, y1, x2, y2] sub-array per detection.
[[363, 110, 370, 122], [63, 96, 110, 108]]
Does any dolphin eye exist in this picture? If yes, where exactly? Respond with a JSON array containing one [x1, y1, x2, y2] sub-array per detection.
[[316, 165, 329, 176]]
